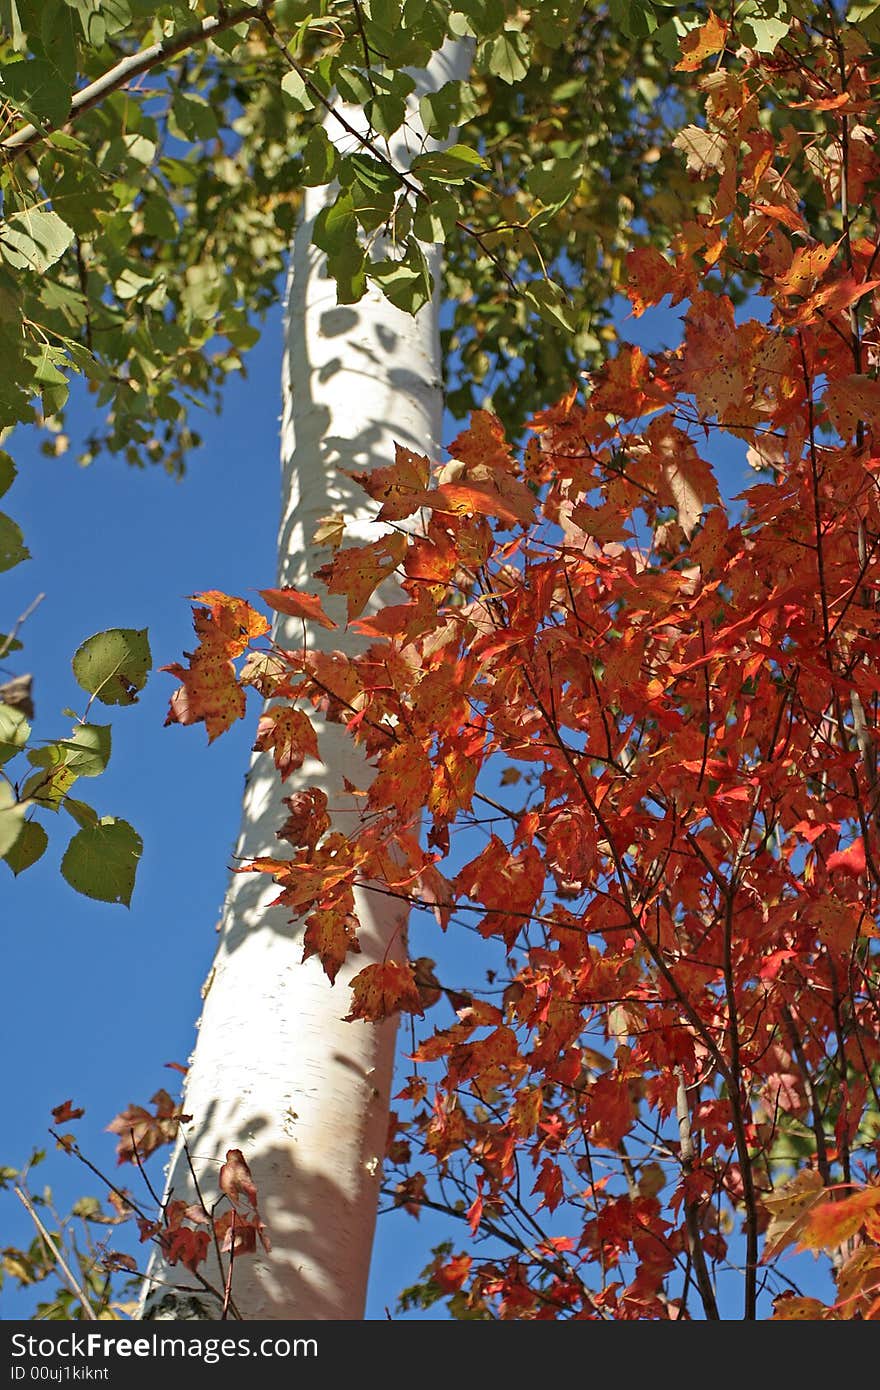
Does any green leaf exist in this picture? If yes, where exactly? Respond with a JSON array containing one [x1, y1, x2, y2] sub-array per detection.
[[60, 816, 142, 906], [71, 628, 151, 706], [0, 208, 75, 275], [280, 69, 315, 112], [0, 58, 72, 129], [29, 724, 111, 780], [481, 30, 531, 84], [61, 797, 99, 830], [369, 238, 433, 314], [739, 15, 792, 53], [0, 452, 15, 500], [526, 156, 582, 209], [411, 144, 487, 184], [524, 279, 578, 333], [313, 191, 358, 257], [0, 703, 30, 765], [0, 783, 26, 859], [301, 125, 338, 186], [413, 193, 458, 245], [3, 819, 48, 875], [0, 513, 29, 573]]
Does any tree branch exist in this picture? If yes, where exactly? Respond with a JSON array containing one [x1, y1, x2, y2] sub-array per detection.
[[1, 5, 270, 159]]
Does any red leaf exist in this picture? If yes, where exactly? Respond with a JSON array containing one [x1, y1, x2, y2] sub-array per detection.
[[51, 1100, 84, 1124], [826, 838, 866, 877]]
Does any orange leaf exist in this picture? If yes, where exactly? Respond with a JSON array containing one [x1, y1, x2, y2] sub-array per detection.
[[315, 533, 407, 621], [302, 904, 360, 983], [348, 445, 432, 521], [822, 375, 880, 440], [429, 479, 535, 526], [252, 706, 321, 779], [674, 12, 728, 71], [258, 587, 336, 629], [163, 648, 245, 742], [799, 1187, 880, 1252], [345, 959, 424, 1021], [625, 245, 687, 316], [771, 1295, 831, 1320]]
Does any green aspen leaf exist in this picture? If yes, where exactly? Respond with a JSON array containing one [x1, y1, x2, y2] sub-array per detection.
[[169, 93, 218, 142], [0, 208, 75, 275], [452, 0, 506, 34], [739, 16, 792, 53], [29, 724, 111, 780], [330, 248, 368, 305], [413, 193, 459, 245], [0, 787, 26, 860], [0, 58, 72, 129], [280, 69, 315, 112], [411, 144, 487, 184], [335, 67, 376, 107], [60, 816, 142, 906], [0, 636, 23, 657], [61, 797, 100, 830], [0, 452, 14, 499], [481, 30, 531, 84], [0, 513, 29, 573], [3, 819, 48, 875], [40, 2, 77, 85], [524, 279, 578, 333], [313, 191, 359, 256], [847, 3, 880, 40], [20, 760, 77, 811], [301, 125, 338, 186], [0, 704, 30, 765], [275, 0, 326, 20], [526, 156, 582, 208], [71, 628, 151, 706], [418, 81, 479, 140], [369, 238, 433, 314]]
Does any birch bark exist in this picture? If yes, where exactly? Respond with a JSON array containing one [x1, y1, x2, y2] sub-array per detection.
[[142, 38, 471, 1321]]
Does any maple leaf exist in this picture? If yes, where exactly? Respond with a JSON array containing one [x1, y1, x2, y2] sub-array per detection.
[[252, 706, 321, 779], [822, 375, 880, 439], [315, 533, 407, 621], [277, 787, 330, 850], [107, 1090, 189, 1165], [799, 1187, 880, 1253], [191, 592, 269, 656], [368, 740, 433, 822], [428, 478, 535, 527], [51, 1100, 84, 1123], [258, 587, 337, 629], [625, 246, 687, 317], [348, 445, 432, 521], [218, 1148, 258, 1211], [163, 647, 245, 742], [674, 12, 728, 71], [448, 410, 515, 474], [826, 837, 866, 877], [760, 1170, 825, 1263], [345, 960, 424, 1021], [302, 903, 361, 983]]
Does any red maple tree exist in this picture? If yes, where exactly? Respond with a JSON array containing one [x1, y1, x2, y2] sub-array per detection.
[[164, 14, 880, 1319]]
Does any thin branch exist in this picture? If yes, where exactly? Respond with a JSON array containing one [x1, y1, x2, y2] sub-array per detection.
[[14, 1184, 98, 1320], [0, 593, 45, 663], [1, 5, 270, 158]]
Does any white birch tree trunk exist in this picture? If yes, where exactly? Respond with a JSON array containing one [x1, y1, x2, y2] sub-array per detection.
[[142, 38, 471, 1321]]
